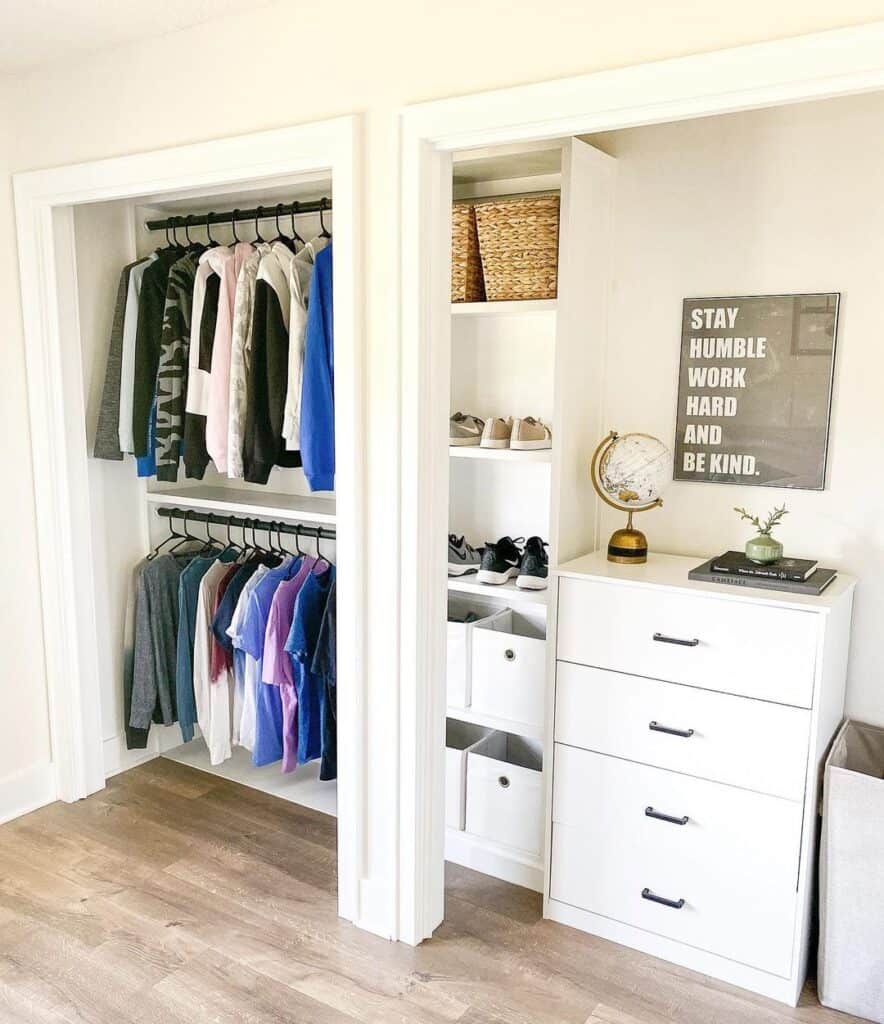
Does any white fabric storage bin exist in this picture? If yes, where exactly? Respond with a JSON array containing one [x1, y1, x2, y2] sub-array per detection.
[[445, 719, 492, 830], [819, 720, 884, 1023], [447, 599, 511, 708], [465, 731, 544, 855], [470, 612, 545, 728]]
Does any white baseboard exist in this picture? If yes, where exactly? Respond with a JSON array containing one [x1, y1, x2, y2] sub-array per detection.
[[445, 827, 543, 892], [0, 763, 56, 825], [102, 734, 157, 778]]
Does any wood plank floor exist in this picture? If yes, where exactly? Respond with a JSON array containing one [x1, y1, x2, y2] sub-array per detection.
[[0, 759, 865, 1024]]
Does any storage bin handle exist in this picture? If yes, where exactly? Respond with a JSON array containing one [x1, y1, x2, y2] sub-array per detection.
[[649, 721, 694, 739], [504, 648, 516, 662], [641, 887, 685, 910], [645, 806, 689, 826], [653, 631, 700, 647], [498, 775, 510, 789]]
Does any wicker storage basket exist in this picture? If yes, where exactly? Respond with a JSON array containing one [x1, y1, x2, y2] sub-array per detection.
[[451, 202, 485, 303], [474, 194, 560, 301]]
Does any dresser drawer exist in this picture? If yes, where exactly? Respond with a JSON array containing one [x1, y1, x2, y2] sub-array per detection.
[[556, 577, 818, 707], [554, 662, 810, 800], [550, 744, 801, 977]]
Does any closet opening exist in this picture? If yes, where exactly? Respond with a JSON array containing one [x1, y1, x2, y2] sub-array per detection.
[[15, 119, 365, 929]]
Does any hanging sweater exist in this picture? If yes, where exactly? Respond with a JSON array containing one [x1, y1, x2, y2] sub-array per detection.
[[300, 243, 335, 492], [282, 236, 330, 451], [155, 249, 201, 482], [132, 249, 181, 458], [206, 242, 253, 474], [226, 242, 270, 479], [118, 255, 155, 453], [242, 243, 303, 484], [94, 261, 141, 461], [183, 248, 225, 479]]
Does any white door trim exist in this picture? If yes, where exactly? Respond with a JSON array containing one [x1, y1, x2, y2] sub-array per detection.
[[398, 21, 884, 942], [13, 116, 369, 931]]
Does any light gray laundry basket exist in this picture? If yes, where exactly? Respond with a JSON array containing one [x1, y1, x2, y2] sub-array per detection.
[[818, 720, 884, 1022]]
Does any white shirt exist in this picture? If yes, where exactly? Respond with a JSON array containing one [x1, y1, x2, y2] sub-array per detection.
[[185, 246, 230, 420], [193, 559, 233, 765], [117, 255, 156, 453]]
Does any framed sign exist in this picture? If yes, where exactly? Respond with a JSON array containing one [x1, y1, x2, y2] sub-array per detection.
[[674, 293, 839, 490]]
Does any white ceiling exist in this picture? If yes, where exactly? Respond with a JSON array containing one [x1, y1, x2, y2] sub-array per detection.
[[0, 0, 260, 75]]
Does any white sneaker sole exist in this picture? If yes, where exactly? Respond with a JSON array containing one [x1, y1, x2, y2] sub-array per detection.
[[476, 567, 519, 585], [450, 436, 481, 446], [516, 574, 548, 590], [480, 439, 511, 449], [448, 562, 479, 576], [511, 439, 551, 450]]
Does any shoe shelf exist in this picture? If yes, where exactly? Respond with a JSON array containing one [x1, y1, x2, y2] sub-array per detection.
[[449, 446, 552, 463], [451, 299, 557, 317], [447, 575, 549, 607], [145, 485, 337, 524]]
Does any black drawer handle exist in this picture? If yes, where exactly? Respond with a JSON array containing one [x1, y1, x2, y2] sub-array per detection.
[[641, 887, 685, 910], [653, 632, 699, 647], [649, 721, 694, 739], [645, 806, 689, 826]]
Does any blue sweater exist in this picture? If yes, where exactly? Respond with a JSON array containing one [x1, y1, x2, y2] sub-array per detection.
[[301, 244, 335, 492]]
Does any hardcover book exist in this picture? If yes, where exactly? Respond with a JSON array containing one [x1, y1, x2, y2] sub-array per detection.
[[690, 558, 837, 596], [710, 550, 818, 582]]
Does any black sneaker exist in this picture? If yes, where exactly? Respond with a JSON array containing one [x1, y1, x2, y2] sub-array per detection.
[[517, 536, 548, 590], [477, 536, 524, 585]]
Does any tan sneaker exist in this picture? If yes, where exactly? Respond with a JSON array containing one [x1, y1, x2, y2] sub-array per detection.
[[511, 417, 551, 450], [480, 417, 513, 449]]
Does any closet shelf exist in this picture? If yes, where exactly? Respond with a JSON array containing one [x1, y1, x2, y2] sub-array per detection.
[[448, 576, 549, 608], [451, 299, 557, 317], [146, 485, 336, 524], [447, 706, 544, 741], [450, 447, 552, 463]]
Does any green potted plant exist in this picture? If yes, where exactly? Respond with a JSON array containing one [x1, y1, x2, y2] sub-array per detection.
[[734, 504, 788, 564]]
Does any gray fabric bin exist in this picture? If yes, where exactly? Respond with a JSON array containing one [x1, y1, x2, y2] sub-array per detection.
[[819, 720, 884, 1022]]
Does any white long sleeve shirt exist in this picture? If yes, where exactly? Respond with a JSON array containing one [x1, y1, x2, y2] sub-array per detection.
[[193, 559, 233, 765]]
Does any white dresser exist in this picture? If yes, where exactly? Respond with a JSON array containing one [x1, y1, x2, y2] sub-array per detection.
[[546, 552, 856, 1005]]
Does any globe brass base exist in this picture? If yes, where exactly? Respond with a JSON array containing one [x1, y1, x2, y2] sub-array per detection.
[[607, 527, 648, 564]]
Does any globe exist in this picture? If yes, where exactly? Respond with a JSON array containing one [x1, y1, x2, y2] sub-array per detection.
[[590, 431, 672, 564], [597, 432, 672, 508]]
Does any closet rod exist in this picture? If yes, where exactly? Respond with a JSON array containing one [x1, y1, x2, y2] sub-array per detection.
[[155, 506, 336, 541], [144, 197, 331, 232]]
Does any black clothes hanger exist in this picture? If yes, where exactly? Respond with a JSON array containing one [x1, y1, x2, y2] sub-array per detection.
[[230, 209, 241, 244], [293, 525, 306, 558], [183, 215, 203, 253], [272, 203, 297, 252], [147, 514, 183, 560], [318, 197, 332, 239], [253, 206, 266, 245], [205, 213, 219, 248], [289, 202, 306, 247]]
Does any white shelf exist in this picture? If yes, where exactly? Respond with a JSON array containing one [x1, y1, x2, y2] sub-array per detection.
[[146, 485, 336, 524], [451, 299, 557, 317], [447, 575, 549, 607], [447, 705, 543, 741], [450, 446, 552, 463], [445, 827, 543, 892]]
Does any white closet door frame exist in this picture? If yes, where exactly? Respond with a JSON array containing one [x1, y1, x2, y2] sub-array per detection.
[[398, 22, 884, 945], [13, 117, 369, 931]]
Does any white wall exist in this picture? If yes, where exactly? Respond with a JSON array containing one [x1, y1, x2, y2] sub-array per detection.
[[590, 93, 884, 725], [1, 0, 884, 921]]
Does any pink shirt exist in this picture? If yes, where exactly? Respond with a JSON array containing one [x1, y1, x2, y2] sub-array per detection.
[[206, 242, 253, 473]]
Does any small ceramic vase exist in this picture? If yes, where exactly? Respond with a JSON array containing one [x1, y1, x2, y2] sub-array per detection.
[[745, 534, 783, 564]]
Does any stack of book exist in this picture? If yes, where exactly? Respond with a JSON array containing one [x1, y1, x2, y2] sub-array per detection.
[[689, 550, 838, 596]]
